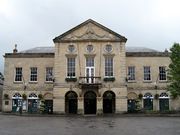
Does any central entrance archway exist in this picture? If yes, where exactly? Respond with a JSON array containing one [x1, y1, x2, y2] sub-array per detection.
[[65, 91, 78, 114], [84, 91, 97, 114], [103, 91, 115, 113]]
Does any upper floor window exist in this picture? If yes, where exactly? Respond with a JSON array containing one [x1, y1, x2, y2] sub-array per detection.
[[105, 44, 112, 53], [30, 67, 37, 82], [67, 57, 75, 77], [144, 66, 151, 81], [105, 57, 113, 77], [128, 66, 135, 80], [46, 67, 53, 82], [159, 66, 166, 81], [15, 67, 22, 82], [86, 57, 94, 67], [87, 45, 93, 53], [68, 45, 75, 53]]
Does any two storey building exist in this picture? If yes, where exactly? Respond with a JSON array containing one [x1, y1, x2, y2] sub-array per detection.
[[2, 19, 180, 114]]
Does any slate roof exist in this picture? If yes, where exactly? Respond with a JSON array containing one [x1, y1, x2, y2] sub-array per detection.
[[19, 46, 158, 53], [5, 46, 169, 58], [126, 47, 158, 52], [19, 47, 55, 53]]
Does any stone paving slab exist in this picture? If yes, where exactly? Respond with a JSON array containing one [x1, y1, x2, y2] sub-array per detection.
[[0, 114, 180, 135]]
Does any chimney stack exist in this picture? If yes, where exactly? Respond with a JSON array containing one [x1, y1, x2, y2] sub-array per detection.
[[13, 44, 18, 53]]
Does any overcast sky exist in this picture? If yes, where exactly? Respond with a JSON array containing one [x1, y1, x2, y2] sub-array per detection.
[[0, 0, 180, 73]]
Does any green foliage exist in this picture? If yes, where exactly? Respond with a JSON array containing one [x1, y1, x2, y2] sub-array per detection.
[[135, 99, 142, 111], [65, 77, 77, 82], [4, 94, 9, 99], [38, 94, 43, 100], [39, 100, 45, 113], [168, 43, 180, 97], [103, 77, 115, 82], [154, 94, 159, 100], [138, 93, 143, 100], [22, 94, 27, 100]]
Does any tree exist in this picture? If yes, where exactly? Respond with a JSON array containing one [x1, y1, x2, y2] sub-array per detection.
[[168, 43, 180, 98], [0, 72, 4, 80]]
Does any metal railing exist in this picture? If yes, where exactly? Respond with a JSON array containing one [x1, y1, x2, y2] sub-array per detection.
[[79, 76, 101, 85]]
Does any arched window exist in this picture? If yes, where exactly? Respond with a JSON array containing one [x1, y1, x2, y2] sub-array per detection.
[[13, 93, 22, 98], [12, 93, 22, 99], [159, 93, 169, 98], [143, 93, 153, 99], [28, 93, 38, 99]]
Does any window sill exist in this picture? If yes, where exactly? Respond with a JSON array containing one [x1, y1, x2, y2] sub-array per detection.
[[29, 81, 38, 84], [127, 80, 136, 83], [159, 80, 168, 83], [104, 77, 115, 82], [13, 81, 23, 84], [65, 77, 77, 82], [143, 80, 152, 83], [45, 81, 54, 84]]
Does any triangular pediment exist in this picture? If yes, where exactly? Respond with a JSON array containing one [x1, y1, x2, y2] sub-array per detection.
[[53, 19, 127, 42]]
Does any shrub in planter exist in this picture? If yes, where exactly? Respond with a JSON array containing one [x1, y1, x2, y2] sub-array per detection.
[[65, 77, 77, 82], [4, 94, 9, 99], [38, 94, 43, 100], [104, 77, 115, 82], [39, 100, 45, 114], [154, 94, 159, 100], [22, 94, 27, 100], [138, 93, 143, 100]]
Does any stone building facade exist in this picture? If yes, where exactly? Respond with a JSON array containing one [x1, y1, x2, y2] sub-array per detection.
[[2, 19, 180, 114], [0, 73, 3, 111]]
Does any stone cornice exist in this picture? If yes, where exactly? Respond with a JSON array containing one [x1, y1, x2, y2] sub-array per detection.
[[4, 52, 170, 58], [4, 53, 54, 58]]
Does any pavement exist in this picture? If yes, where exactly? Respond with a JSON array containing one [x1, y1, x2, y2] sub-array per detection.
[[1, 111, 180, 117], [0, 114, 180, 135]]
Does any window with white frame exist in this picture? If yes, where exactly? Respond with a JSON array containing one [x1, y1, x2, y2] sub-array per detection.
[[159, 66, 166, 80], [128, 66, 135, 80], [86, 57, 94, 67], [15, 67, 22, 81], [67, 57, 75, 77], [105, 57, 113, 77], [46, 67, 53, 82], [30, 67, 37, 81], [144, 66, 151, 80]]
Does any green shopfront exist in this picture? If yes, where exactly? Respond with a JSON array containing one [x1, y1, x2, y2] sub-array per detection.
[[12, 93, 22, 112], [28, 93, 39, 113]]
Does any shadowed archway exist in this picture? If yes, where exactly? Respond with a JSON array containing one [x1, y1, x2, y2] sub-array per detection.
[[84, 91, 97, 114], [103, 91, 115, 113], [65, 91, 78, 114]]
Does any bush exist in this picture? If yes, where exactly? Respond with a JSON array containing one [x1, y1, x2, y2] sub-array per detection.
[[38, 94, 43, 100], [154, 94, 159, 100], [22, 94, 27, 100], [65, 77, 77, 82], [104, 77, 115, 82], [4, 94, 9, 99], [138, 93, 143, 100]]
